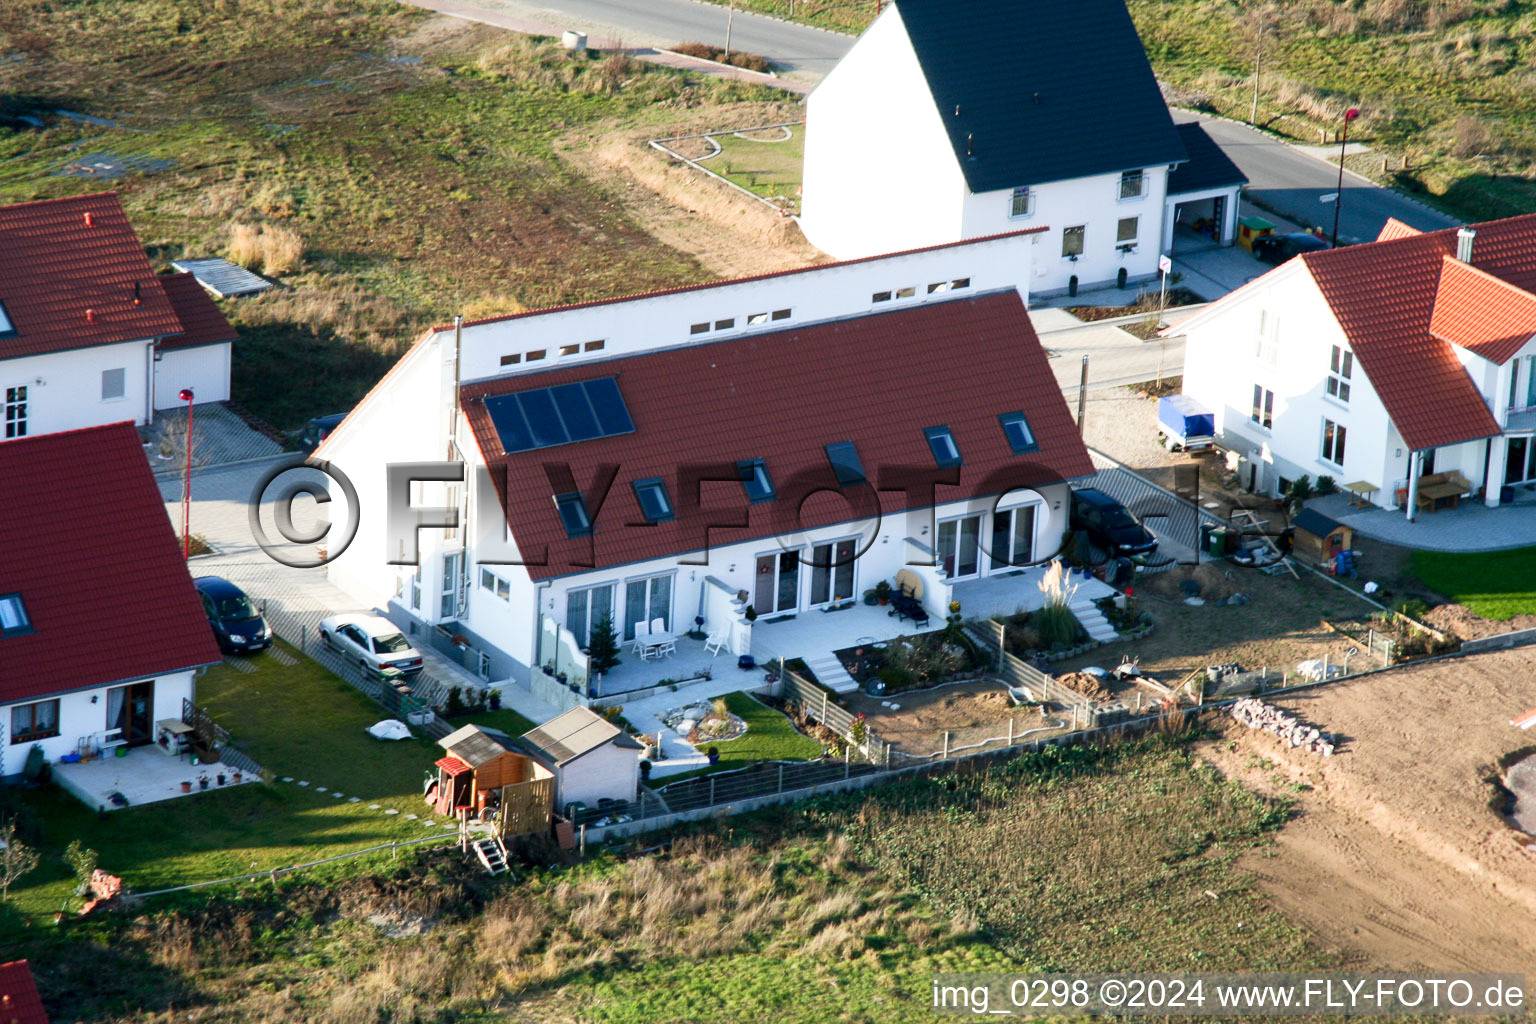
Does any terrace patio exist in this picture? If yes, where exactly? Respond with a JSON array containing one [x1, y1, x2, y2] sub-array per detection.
[[52, 745, 258, 811]]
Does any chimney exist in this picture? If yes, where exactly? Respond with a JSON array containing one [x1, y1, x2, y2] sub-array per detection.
[[1457, 227, 1476, 263], [83, 210, 93, 227], [86, 308, 95, 323]]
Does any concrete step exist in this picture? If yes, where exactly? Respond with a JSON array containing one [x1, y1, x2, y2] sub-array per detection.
[[803, 651, 860, 694], [1069, 601, 1120, 643]]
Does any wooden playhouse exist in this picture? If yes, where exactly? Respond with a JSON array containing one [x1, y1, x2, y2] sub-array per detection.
[[1291, 508, 1353, 565], [430, 724, 554, 839]]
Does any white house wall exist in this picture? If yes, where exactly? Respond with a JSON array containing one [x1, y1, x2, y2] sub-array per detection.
[[0, 339, 155, 437], [1, 670, 194, 774], [556, 743, 639, 809], [454, 233, 1033, 385], [961, 167, 1171, 296], [154, 343, 231, 409], [1182, 262, 1400, 505], [798, 4, 969, 261]]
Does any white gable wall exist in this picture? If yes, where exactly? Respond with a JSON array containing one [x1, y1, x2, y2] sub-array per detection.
[[0, 670, 194, 774], [555, 741, 640, 809], [798, 4, 969, 260], [963, 167, 1171, 295], [455, 232, 1032, 385], [0, 339, 155, 437], [154, 343, 232, 409]]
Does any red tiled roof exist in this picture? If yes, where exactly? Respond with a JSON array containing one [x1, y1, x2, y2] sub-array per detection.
[[1375, 217, 1422, 242], [435, 756, 472, 777], [433, 227, 1050, 332], [1428, 255, 1536, 365], [0, 423, 220, 705], [157, 272, 237, 351], [0, 960, 49, 1024], [1295, 214, 1536, 450], [0, 193, 182, 360], [463, 290, 1093, 581]]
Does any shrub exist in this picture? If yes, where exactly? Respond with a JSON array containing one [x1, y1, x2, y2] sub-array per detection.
[[670, 40, 773, 73], [1393, 597, 1430, 620], [1033, 604, 1084, 648], [587, 614, 621, 675], [1314, 475, 1337, 495], [1288, 475, 1314, 501], [224, 221, 303, 275]]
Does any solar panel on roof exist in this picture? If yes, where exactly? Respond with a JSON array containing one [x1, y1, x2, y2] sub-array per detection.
[[485, 377, 635, 454]]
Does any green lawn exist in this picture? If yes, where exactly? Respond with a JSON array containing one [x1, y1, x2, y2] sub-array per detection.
[[707, 124, 804, 212], [650, 691, 822, 786], [461, 707, 537, 738], [1412, 546, 1536, 620], [0, 640, 444, 923]]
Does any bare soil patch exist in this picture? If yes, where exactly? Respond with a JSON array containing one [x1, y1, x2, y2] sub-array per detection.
[[844, 679, 1066, 756], [1199, 648, 1536, 971], [1424, 603, 1536, 642]]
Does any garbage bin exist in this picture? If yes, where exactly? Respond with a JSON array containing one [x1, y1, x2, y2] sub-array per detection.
[[1208, 527, 1228, 557], [1238, 216, 1275, 252], [1199, 523, 1214, 554]]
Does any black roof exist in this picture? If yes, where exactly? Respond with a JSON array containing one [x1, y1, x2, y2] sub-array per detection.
[[1292, 508, 1345, 537], [1168, 123, 1248, 194], [894, 0, 1187, 193]]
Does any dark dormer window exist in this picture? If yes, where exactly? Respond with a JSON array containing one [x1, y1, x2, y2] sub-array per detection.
[[554, 493, 592, 538], [632, 478, 675, 523], [0, 593, 31, 636], [999, 412, 1038, 454], [737, 459, 775, 503], [0, 299, 14, 337], [924, 426, 962, 467], [824, 441, 866, 486]]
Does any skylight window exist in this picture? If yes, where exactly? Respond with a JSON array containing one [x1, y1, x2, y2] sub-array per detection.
[[924, 426, 962, 467], [484, 377, 635, 454], [824, 441, 866, 486], [0, 299, 13, 337], [737, 459, 775, 503], [632, 478, 675, 523], [554, 493, 593, 538], [999, 412, 1038, 454], [0, 593, 31, 636]]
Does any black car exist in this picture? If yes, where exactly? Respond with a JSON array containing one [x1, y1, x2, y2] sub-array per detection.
[[193, 576, 273, 654], [1252, 232, 1330, 265], [1070, 488, 1159, 557], [296, 412, 347, 454]]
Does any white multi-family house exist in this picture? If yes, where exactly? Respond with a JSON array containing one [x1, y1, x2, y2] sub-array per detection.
[[798, 0, 1245, 297], [317, 231, 1098, 708], [1178, 216, 1536, 517], [0, 422, 220, 779], [0, 192, 237, 442]]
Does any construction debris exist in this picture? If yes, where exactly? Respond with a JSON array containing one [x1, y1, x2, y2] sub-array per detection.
[[1230, 698, 1336, 756]]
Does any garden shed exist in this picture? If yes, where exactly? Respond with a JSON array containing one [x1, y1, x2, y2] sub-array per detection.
[[519, 707, 643, 814], [431, 724, 554, 838], [1291, 508, 1353, 565]]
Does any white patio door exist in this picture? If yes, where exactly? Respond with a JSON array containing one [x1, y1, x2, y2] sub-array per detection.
[[807, 539, 856, 606], [567, 583, 614, 648], [623, 575, 672, 641], [440, 552, 462, 619], [754, 552, 799, 615], [937, 515, 982, 579], [989, 505, 1035, 570]]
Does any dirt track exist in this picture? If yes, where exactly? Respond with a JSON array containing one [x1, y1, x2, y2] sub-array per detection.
[[1201, 647, 1536, 971]]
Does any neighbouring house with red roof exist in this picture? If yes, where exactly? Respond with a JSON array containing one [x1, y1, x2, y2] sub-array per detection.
[[0, 192, 237, 442], [0, 422, 220, 781], [1177, 216, 1536, 518], [0, 960, 48, 1024], [316, 230, 1106, 706]]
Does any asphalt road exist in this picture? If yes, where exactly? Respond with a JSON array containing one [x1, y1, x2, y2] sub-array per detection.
[[1178, 111, 1462, 244], [402, 0, 855, 79]]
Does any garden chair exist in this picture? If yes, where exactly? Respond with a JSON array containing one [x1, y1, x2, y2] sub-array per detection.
[[703, 632, 728, 656], [630, 620, 650, 655], [649, 617, 667, 635]]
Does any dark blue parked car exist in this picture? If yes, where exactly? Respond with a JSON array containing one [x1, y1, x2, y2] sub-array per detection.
[[193, 576, 273, 655]]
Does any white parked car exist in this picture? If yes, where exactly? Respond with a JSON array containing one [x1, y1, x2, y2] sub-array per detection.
[[319, 614, 424, 677]]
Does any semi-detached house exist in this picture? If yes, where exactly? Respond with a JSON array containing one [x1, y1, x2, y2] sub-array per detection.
[[317, 231, 1097, 709]]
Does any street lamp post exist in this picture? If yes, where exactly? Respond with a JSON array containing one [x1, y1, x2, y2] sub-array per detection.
[[179, 388, 195, 560], [1330, 107, 1360, 249]]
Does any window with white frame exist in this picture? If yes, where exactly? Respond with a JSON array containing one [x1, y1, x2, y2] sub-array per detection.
[[1326, 345, 1353, 402], [4, 385, 26, 439], [1010, 186, 1035, 218], [440, 552, 462, 618], [1251, 385, 1274, 429], [1062, 226, 1085, 259], [1256, 309, 1281, 365], [1119, 169, 1147, 200], [622, 573, 672, 641], [101, 367, 126, 401], [1321, 418, 1347, 466], [1116, 217, 1138, 244], [0, 592, 30, 635], [10, 699, 58, 744]]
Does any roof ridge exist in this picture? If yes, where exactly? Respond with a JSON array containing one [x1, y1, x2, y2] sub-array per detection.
[[0, 419, 139, 447], [432, 227, 1047, 332], [1437, 252, 1536, 304], [0, 189, 120, 213]]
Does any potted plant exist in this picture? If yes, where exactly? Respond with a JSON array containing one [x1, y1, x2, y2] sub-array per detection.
[[875, 580, 892, 606], [862, 588, 879, 606], [639, 759, 652, 780], [179, 780, 192, 794], [488, 689, 502, 711], [706, 746, 720, 766], [744, 605, 758, 623], [449, 634, 470, 650], [232, 770, 243, 784]]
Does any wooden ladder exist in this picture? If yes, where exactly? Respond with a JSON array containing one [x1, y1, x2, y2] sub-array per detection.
[[471, 836, 511, 877]]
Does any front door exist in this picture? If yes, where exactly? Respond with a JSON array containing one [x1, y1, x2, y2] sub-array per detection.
[[937, 516, 982, 579], [1507, 436, 1535, 485], [106, 680, 155, 746], [754, 552, 799, 615], [807, 539, 856, 606], [989, 506, 1035, 571]]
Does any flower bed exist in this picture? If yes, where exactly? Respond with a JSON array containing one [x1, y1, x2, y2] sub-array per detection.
[[832, 629, 986, 693], [661, 697, 749, 744]]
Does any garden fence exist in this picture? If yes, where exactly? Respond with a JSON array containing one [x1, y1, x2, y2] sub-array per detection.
[[181, 697, 265, 779], [780, 669, 891, 765], [259, 605, 456, 740]]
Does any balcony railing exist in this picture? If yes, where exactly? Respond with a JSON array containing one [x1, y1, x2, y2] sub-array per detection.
[[1507, 404, 1536, 432]]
